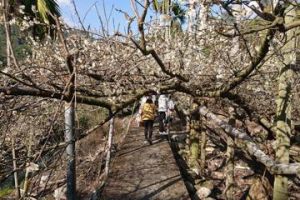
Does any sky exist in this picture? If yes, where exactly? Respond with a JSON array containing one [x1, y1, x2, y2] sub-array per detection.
[[56, 0, 151, 34]]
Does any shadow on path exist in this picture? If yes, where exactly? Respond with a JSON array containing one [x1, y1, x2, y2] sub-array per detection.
[[101, 122, 190, 200]]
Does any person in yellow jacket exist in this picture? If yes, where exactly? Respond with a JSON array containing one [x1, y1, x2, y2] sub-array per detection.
[[141, 98, 156, 145]]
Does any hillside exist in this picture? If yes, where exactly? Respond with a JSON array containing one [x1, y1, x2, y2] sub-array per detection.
[[0, 25, 30, 66]]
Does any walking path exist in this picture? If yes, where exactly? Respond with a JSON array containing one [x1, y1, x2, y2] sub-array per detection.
[[101, 122, 190, 200]]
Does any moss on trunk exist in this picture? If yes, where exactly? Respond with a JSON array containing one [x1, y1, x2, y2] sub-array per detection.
[[273, 4, 297, 200]]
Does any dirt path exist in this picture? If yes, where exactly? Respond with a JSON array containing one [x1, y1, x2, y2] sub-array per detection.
[[101, 122, 190, 200]]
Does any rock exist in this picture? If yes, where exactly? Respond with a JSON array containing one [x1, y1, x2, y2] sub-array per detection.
[[53, 186, 67, 200], [185, 138, 190, 144], [211, 171, 225, 179], [195, 184, 201, 191], [178, 143, 185, 149], [197, 187, 211, 199], [171, 134, 187, 142], [40, 172, 51, 185], [191, 167, 201, 176], [195, 180, 213, 191], [194, 179, 202, 185], [235, 164, 251, 170], [205, 146, 215, 153], [187, 169, 200, 179], [201, 181, 214, 190], [193, 187, 211, 200], [178, 149, 189, 157], [185, 181, 196, 194], [26, 162, 39, 173], [192, 193, 201, 200]]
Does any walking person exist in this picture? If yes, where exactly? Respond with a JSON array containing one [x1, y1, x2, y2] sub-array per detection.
[[141, 98, 156, 145], [166, 95, 175, 134], [158, 94, 168, 135], [137, 94, 151, 126]]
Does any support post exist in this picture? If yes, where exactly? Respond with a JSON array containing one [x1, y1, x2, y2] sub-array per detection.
[[105, 117, 115, 175], [65, 102, 76, 200], [11, 135, 20, 198], [23, 131, 33, 197], [2, 0, 11, 66]]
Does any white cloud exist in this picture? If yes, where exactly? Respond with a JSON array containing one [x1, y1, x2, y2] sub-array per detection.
[[62, 16, 77, 27], [56, 0, 72, 7]]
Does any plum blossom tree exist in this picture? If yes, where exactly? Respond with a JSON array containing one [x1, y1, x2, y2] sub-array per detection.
[[0, 0, 300, 199]]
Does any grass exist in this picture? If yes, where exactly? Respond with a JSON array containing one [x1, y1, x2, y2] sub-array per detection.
[[0, 186, 14, 198]]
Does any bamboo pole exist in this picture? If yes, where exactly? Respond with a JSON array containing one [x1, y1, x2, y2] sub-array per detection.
[[105, 117, 115, 175], [2, 0, 10, 67], [11, 135, 20, 198], [23, 131, 33, 197], [65, 102, 76, 200]]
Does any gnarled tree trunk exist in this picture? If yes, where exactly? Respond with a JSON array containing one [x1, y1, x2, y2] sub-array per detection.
[[200, 114, 206, 174], [189, 103, 200, 172], [273, 4, 297, 200], [225, 107, 236, 200]]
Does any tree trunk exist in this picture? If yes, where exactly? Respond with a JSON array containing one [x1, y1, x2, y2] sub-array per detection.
[[190, 127, 199, 161], [189, 103, 200, 171], [199, 106, 300, 174], [6, 26, 11, 67], [65, 102, 76, 200], [105, 117, 115, 175], [225, 107, 236, 200], [11, 136, 20, 198], [23, 131, 33, 197], [186, 115, 191, 146], [200, 115, 206, 174], [273, 5, 296, 200], [2, 0, 11, 66], [199, 1, 209, 32]]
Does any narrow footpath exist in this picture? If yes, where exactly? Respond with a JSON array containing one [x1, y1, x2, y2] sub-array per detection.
[[101, 121, 190, 200]]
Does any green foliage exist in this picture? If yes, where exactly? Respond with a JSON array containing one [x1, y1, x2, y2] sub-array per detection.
[[24, 0, 61, 38], [152, 0, 171, 14], [152, 0, 186, 36], [79, 114, 91, 131], [78, 106, 109, 131], [0, 186, 14, 197], [8, 0, 61, 39], [171, 2, 186, 24], [0, 27, 6, 66], [0, 25, 31, 65], [152, 1, 186, 24]]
